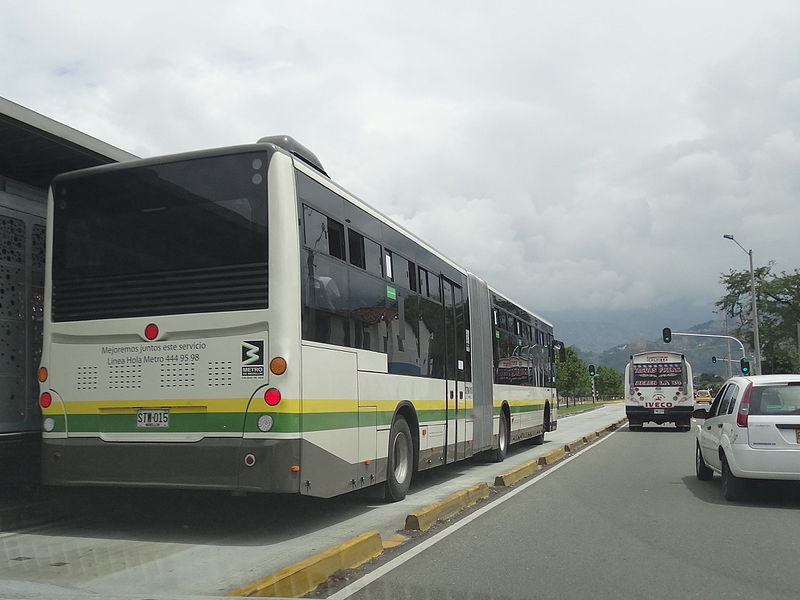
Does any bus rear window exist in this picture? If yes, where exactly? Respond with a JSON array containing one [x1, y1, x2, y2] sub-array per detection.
[[52, 151, 268, 321], [633, 363, 684, 387]]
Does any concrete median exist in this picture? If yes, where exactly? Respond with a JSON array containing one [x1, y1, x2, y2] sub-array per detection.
[[404, 482, 490, 531], [494, 459, 542, 487], [537, 446, 568, 465], [227, 530, 383, 598]]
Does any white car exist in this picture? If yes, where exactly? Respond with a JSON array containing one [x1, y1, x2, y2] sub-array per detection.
[[694, 374, 800, 501]]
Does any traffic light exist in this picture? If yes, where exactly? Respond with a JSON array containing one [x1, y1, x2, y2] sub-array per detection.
[[662, 327, 672, 343], [711, 356, 717, 364], [740, 358, 750, 374], [588, 364, 596, 377]]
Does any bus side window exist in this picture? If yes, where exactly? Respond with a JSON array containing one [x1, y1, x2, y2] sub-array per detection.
[[418, 267, 429, 297], [384, 249, 394, 280], [303, 203, 345, 261], [327, 218, 345, 260], [303, 205, 328, 253], [348, 229, 366, 269], [364, 237, 382, 277]]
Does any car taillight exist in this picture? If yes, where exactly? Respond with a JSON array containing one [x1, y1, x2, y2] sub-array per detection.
[[736, 383, 752, 427]]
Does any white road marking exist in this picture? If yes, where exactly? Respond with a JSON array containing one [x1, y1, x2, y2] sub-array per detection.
[[327, 426, 622, 599]]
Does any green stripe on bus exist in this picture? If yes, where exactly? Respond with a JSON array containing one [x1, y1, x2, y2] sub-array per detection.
[[64, 408, 458, 434], [493, 403, 546, 415]]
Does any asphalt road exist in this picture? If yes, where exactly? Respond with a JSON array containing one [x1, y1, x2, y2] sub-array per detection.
[[338, 423, 800, 600], [0, 404, 624, 598]]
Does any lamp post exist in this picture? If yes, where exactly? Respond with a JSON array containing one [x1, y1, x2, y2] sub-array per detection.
[[723, 234, 762, 375]]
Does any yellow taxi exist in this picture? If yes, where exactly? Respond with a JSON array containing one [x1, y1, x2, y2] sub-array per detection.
[[694, 389, 713, 403]]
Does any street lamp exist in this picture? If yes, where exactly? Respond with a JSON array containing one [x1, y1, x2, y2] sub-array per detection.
[[723, 234, 762, 375]]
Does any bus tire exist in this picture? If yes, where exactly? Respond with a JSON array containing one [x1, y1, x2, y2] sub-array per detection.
[[531, 404, 549, 445], [384, 416, 413, 502], [492, 410, 509, 462], [695, 443, 713, 481]]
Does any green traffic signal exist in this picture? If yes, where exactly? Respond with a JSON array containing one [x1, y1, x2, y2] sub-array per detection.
[[588, 364, 596, 377], [662, 327, 672, 343], [740, 358, 750, 374]]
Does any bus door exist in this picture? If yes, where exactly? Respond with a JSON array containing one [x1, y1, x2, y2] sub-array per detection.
[[442, 278, 466, 463]]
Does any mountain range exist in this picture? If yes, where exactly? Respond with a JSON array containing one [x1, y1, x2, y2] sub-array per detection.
[[568, 318, 747, 377]]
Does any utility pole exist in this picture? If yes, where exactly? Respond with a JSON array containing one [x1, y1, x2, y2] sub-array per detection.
[[725, 314, 732, 379], [723, 234, 762, 375]]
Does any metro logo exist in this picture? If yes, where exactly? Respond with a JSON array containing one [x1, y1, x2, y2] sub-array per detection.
[[644, 401, 673, 408]]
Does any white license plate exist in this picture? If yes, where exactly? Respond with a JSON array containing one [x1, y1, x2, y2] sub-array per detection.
[[137, 409, 169, 428], [653, 409, 665, 414]]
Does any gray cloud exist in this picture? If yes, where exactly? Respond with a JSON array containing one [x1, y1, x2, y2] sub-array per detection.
[[2, 0, 799, 340]]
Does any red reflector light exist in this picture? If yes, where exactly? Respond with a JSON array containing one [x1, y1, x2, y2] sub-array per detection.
[[144, 323, 159, 340], [39, 392, 52, 408], [264, 388, 281, 406], [737, 383, 752, 427]]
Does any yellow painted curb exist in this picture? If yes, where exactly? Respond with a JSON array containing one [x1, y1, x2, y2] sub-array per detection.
[[537, 446, 567, 465], [227, 530, 383, 598], [563, 436, 587, 453], [405, 482, 490, 531], [494, 459, 541, 487], [382, 533, 409, 549]]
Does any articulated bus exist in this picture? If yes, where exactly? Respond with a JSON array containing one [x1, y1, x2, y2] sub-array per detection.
[[624, 351, 694, 431], [38, 136, 557, 500]]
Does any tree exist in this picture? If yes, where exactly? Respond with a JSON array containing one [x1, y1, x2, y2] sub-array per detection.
[[555, 346, 591, 401], [716, 265, 800, 374], [694, 372, 724, 392], [595, 366, 624, 399]]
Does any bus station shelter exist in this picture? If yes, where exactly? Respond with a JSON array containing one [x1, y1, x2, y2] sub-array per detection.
[[0, 96, 136, 481]]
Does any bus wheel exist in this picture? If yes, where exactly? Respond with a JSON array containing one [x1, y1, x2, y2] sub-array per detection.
[[492, 411, 509, 462], [531, 404, 549, 445], [385, 416, 413, 502]]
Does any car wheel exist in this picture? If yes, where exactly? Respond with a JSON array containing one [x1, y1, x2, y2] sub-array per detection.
[[721, 456, 747, 501], [384, 416, 413, 502], [695, 443, 713, 481], [492, 411, 509, 462]]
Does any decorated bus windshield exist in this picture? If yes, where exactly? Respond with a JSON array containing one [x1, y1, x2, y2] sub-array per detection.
[[51, 151, 268, 321], [632, 363, 684, 387]]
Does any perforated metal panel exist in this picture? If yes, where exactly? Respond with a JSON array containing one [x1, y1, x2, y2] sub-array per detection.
[[107, 364, 143, 390], [160, 364, 197, 388], [208, 361, 233, 387], [0, 200, 45, 434], [76, 366, 99, 390]]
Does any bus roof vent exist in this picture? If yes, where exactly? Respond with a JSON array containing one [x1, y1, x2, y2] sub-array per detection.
[[257, 135, 327, 176]]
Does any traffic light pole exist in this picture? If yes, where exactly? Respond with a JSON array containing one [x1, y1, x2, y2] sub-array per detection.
[[669, 332, 747, 358]]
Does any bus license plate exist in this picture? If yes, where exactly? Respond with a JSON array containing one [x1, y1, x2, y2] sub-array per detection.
[[653, 409, 665, 414], [137, 409, 169, 428]]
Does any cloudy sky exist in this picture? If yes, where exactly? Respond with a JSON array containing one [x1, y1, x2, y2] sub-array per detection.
[[3, 1, 799, 345]]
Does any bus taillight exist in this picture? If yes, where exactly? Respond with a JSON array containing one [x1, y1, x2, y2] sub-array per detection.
[[38, 367, 48, 382], [264, 388, 281, 406], [144, 323, 159, 340], [39, 392, 52, 408]]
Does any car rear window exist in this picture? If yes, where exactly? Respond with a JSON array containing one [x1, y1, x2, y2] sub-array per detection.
[[749, 384, 800, 415]]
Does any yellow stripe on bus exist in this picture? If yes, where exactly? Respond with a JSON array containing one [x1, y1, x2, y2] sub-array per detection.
[[53, 397, 470, 414]]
